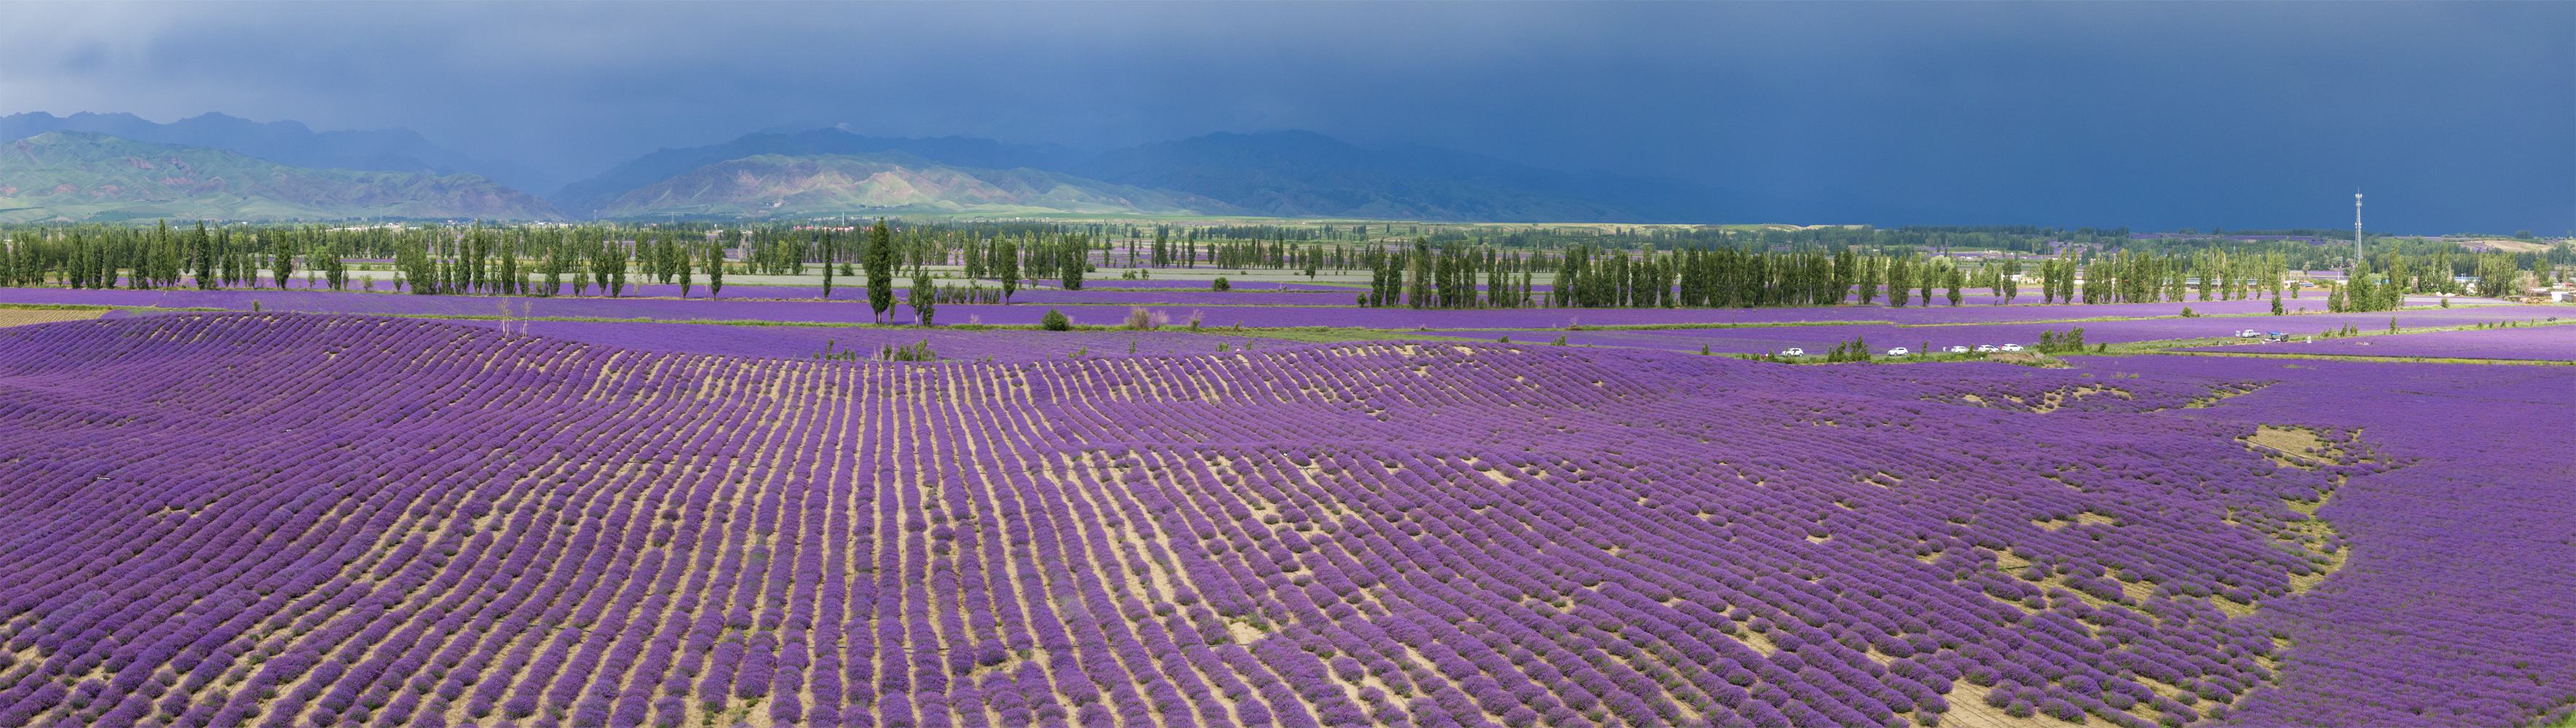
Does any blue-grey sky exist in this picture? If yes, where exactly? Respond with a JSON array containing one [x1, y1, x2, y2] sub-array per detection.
[[3, 1, 2568, 232]]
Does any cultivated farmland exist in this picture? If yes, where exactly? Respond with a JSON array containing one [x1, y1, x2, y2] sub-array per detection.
[[1, 312, 2571, 728], [1, 221, 2572, 728]]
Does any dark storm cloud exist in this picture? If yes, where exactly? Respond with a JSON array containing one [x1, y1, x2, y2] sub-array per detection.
[[1, 1, 2567, 232]]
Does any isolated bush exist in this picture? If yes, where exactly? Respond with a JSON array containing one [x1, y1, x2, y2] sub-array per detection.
[[1123, 307, 1169, 331], [1040, 309, 1071, 331], [1211, 277, 1232, 291], [877, 339, 938, 362]]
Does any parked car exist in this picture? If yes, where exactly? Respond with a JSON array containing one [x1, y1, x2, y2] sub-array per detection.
[[1885, 347, 1911, 357], [2000, 344, 2025, 352], [1945, 345, 1970, 354], [2237, 329, 2262, 338], [2262, 332, 2288, 342], [1974, 344, 2000, 352], [1780, 347, 1805, 357]]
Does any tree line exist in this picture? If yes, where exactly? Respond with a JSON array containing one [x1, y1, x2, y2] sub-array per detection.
[[1, 220, 2561, 316]]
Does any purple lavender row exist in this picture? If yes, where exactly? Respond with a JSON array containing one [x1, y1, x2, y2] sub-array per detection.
[[0, 314, 2565, 727], [2178, 324, 2576, 361], [3, 285, 2507, 331]]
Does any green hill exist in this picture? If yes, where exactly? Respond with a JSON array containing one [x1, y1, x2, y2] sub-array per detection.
[[0, 132, 563, 222], [595, 153, 1240, 219]]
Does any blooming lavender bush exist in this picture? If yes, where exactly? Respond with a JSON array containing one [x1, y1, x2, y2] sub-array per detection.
[[0, 313, 2565, 728]]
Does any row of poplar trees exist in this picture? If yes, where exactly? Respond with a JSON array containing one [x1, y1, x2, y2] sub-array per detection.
[[0, 222, 2552, 319]]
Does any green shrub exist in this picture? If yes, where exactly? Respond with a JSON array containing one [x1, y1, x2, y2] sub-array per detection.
[[1040, 309, 1071, 331], [876, 339, 938, 362]]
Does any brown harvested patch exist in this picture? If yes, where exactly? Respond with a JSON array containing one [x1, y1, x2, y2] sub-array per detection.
[[1994, 550, 2032, 572], [1721, 625, 1780, 654], [0, 309, 106, 328], [2242, 424, 2344, 469], [2032, 512, 2117, 531], [2452, 237, 2556, 253], [2029, 384, 2128, 414], [2184, 381, 2272, 408], [1224, 620, 1270, 645], [1943, 683, 2081, 728], [2210, 595, 2259, 617]]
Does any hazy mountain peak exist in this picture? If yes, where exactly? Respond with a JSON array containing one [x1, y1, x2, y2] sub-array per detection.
[[595, 151, 1236, 220], [1068, 129, 1726, 223], [0, 111, 555, 192], [0, 132, 563, 223], [4, 115, 1760, 223], [549, 128, 1077, 216]]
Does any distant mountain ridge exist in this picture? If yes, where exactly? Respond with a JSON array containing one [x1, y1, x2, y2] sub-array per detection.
[[0, 111, 553, 192], [557, 127, 1743, 223], [0, 112, 1782, 223], [553, 128, 1077, 218], [596, 152, 1235, 220], [0, 132, 563, 223], [1069, 130, 1730, 223]]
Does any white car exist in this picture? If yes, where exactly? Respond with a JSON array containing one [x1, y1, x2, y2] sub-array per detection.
[[1944, 345, 1970, 354], [1885, 347, 1911, 357], [2236, 329, 2262, 338], [1780, 347, 1805, 357], [2000, 344, 2025, 352], [1974, 344, 2000, 353]]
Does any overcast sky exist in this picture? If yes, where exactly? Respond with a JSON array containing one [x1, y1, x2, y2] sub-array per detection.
[[3, 1, 2568, 232]]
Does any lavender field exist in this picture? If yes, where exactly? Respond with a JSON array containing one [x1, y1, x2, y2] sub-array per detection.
[[0, 285, 2501, 331], [2181, 324, 2576, 362], [445, 320, 1275, 363], [1440, 306, 2573, 357], [0, 312, 2569, 728], [0, 263, 2569, 728]]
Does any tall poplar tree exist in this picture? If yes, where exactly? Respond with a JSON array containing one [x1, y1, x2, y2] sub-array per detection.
[[996, 236, 1020, 301], [1856, 255, 1882, 304], [1061, 234, 1087, 290], [1886, 257, 1911, 308], [678, 247, 694, 298], [705, 242, 726, 298], [908, 267, 935, 325], [866, 218, 895, 322], [269, 234, 296, 289], [820, 232, 835, 298]]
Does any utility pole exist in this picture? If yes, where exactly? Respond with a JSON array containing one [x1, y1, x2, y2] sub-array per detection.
[[2353, 191, 2364, 274]]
